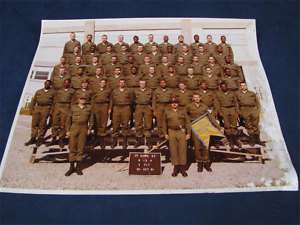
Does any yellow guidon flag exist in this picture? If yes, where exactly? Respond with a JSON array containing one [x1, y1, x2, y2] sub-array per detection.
[[191, 112, 225, 148]]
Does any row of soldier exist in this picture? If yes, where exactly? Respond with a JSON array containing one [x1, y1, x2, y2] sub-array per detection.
[[24, 32, 262, 176]]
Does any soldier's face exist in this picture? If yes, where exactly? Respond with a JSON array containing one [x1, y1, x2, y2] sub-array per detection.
[[70, 33, 76, 40], [139, 81, 146, 89], [207, 35, 212, 42], [144, 57, 150, 64], [131, 67, 137, 74], [96, 68, 102, 75], [187, 68, 194, 75], [199, 46, 204, 53], [225, 57, 231, 64], [63, 80, 71, 88], [75, 57, 81, 63], [137, 46, 143, 52], [128, 56, 134, 63], [193, 95, 201, 103], [151, 46, 157, 52], [225, 69, 231, 76], [115, 68, 121, 75], [168, 67, 174, 73], [100, 80, 106, 88], [121, 46, 127, 52], [178, 35, 184, 42], [178, 57, 184, 64], [179, 83, 185, 90], [106, 46, 112, 52], [59, 68, 65, 74], [160, 81, 166, 88], [148, 35, 154, 42], [87, 35, 92, 41], [44, 81, 51, 89], [206, 68, 212, 75], [92, 57, 98, 63], [182, 46, 188, 52], [112, 57, 117, 63], [149, 67, 155, 74], [217, 46, 223, 53], [163, 35, 169, 42], [240, 83, 247, 91], [208, 57, 215, 64], [60, 57, 66, 63], [194, 35, 199, 42], [171, 102, 178, 109], [167, 46, 173, 53], [102, 35, 108, 42], [221, 84, 228, 92], [162, 57, 168, 63], [118, 35, 124, 42], [119, 80, 125, 88], [81, 82, 88, 89], [133, 36, 139, 43], [74, 47, 80, 53], [79, 98, 86, 105], [201, 83, 208, 90], [221, 36, 226, 43]]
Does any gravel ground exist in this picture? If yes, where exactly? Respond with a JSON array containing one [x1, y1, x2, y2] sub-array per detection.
[[0, 115, 289, 192]]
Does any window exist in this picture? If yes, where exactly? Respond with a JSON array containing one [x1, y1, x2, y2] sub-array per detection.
[[34, 71, 49, 80]]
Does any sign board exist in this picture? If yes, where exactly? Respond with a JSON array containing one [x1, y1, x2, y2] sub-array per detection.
[[129, 152, 162, 175]]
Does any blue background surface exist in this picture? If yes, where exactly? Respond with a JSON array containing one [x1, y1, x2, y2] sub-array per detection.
[[0, 0, 299, 224]]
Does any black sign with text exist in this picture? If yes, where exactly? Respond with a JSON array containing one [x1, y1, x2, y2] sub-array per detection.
[[129, 152, 162, 175]]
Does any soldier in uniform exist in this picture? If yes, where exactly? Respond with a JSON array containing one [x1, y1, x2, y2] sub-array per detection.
[[83, 46, 99, 66], [222, 68, 241, 91], [186, 93, 217, 172], [175, 56, 188, 77], [144, 34, 159, 54], [129, 35, 143, 53], [148, 45, 162, 65], [163, 45, 177, 65], [159, 35, 174, 54], [91, 79, 111, 149], [51, 67, 71, 90], [63, 32, 81, 61], [139, 55, 154, 76], [117, 44, 131, 65], [110, 79, 133, 149], [173, 82, 193, 110], [152, 79, 173, 139], [190, 34, 203, 54], [178, 45, 193, 65], [201, 66, 221, 91], [65, 96, 94, 176], [88, 67, 106, 93], [70, 66, 88, 90], [133, 80, 153, 148], [222, 56, 244, 81], [100, 45, 116, 65], [72, 80, 93, 105], [104, 55, 122, 76], [195, 45, 209, 66], [218, 35, 234, 61], [107, 67, 124, 90], [114, 35, 129, 53], [122, 55, 138, 76], [25, 80, 55, 146], [156, 56, 170, 77], [204, 34, 217, 55], [143, 66, 161, 91], [174, 34, 189, 54], [67, 46, 82, 65], [191, 55, 204, 76], [96, 34, 113, 55], [205, 56, 224, 78], [51, 56, 69, 79], [69, 56, 84, 77], [181, 67, 200, 91], [82, 34, 96, 56], [85, 56, 102, 76], [214, 45, 226, 66], [48, 79, 75, 147], [164, 66, 179, 90], [162, 98, 191, 177], [197, 81, 218, 118], [133, 45, 147, 66], [215, 82, 241, 148], [236, 82, 262, 145]]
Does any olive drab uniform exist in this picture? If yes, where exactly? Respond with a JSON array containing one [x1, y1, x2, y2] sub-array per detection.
[[83, 53, 99, 66], [156, 63, 170, 77], [164, 73, 179, 90], [51, 88, 75, 140], [175, 63, 188, 77], [114, 42, 130, 53], [236, 90, 260, 139], [148, 52, 162, 65], [129, 42, 143, 53], [218, 43, 234, 61], [196, 89, 218, 117], [201, 74, 221, 91], [72, 88, 93, 105], [91, 87, 111, 137], [133, 52, 147, 65], [159, 42, 173, 54], [30, 88, 55, 140], [215, 90, 239, 136], [173, 89, 193, 109], [222, 76, 241, 91], [88, 74, 107, 93], [153, 88, 173, 137], [66, 104, 94, 162], [142, 74, 161, 90], [70, 74, 89, 90], [195, 52, 209, 67], [111, 88, 133, 137], [190, 42, 203, 54], [51, 74, 71, 90], [181, 75, 200, 91], [162, 108, 191, 166], [222, 63, 244, 81], [133, 88, 153, 138], [96, 42, 113, 55], [51, 63, 69, 79], [82, 41, 96, 56], [63, 39, 81, 60], [186, 102, 210, 163], [144, 42, 159, 54], [204, 42, 217, 55]]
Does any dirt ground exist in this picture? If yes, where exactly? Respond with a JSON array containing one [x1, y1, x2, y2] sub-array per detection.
[[0, 115, 288, 192]]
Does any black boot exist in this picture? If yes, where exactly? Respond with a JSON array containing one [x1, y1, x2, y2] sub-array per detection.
[[254, 134, 264, 146], [65, 162, 75, 176], [122, 136, 128, 149], [227, 135, 235, 149], [233, 136, 242, 148], [146, 137, 153, 149], [197, 162, 204, 172], [36, 137, 44, 147], [203, 161, 212, 172], [180, 165, 188, 177], [75, 161, 83, 175], [99, 136, 106, 150], [111, 137, 118, 149], [58, 138, 65, 148], [172, 165, 179, 177], [134, 137, 143, 148], [249, 135, 256, 146], [25, 137, 36, 146]]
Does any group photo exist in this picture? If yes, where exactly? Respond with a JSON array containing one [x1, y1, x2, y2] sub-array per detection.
[[0, 18, 297, 194]]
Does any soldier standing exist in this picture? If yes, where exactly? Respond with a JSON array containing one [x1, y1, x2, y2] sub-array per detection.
[[236, 82, 262, 145], [163, 98, 191, 177], [65, 97, 94, 176], [63, 32, 81, 60], [91, 79, 111, 149], [82, 34, 96, 56], [25, 80, 55, 146], [133, 80, 153, 148]]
